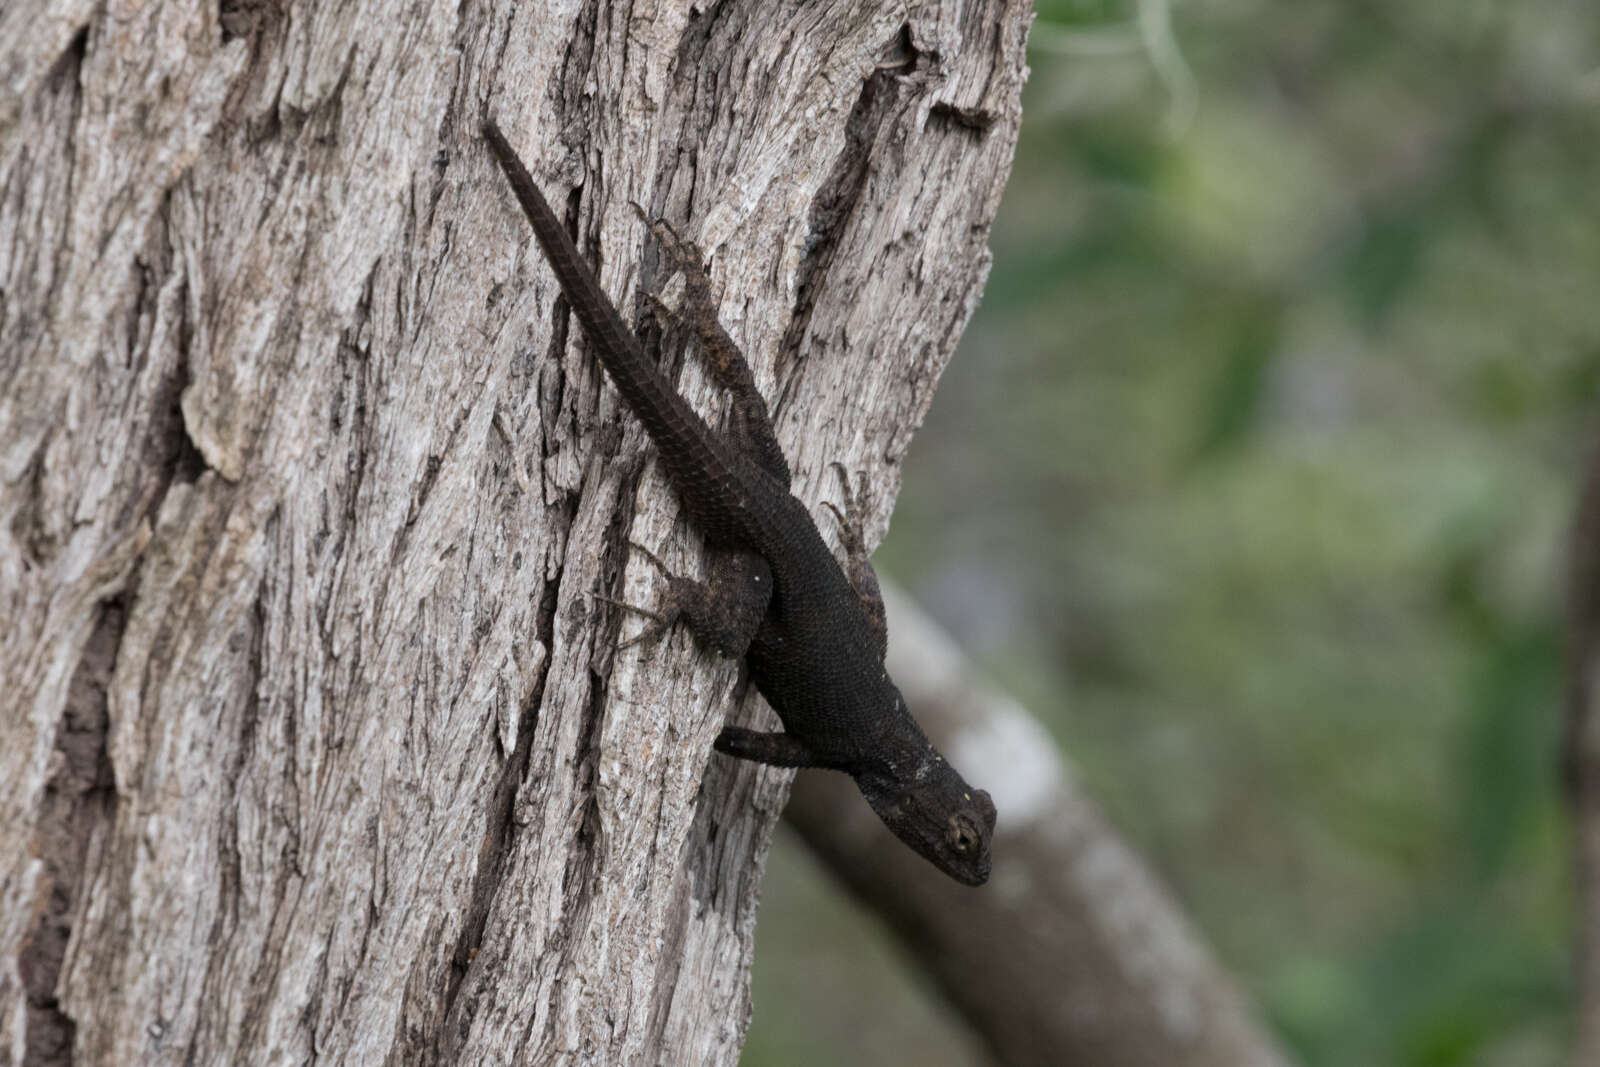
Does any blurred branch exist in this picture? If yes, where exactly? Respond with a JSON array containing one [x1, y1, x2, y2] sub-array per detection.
[[1029, 1, 1197, 135], [1027, 21, 1145, 59], [1567, 437, 1600, 1066], [1137, 0, 1197, 137], [782, 581, 1294, 1067]]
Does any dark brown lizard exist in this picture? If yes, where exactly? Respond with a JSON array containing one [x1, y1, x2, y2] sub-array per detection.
[[483, 119, 995, 885]]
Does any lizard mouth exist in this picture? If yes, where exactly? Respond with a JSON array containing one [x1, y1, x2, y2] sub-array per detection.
[[953, 855, 991, 887]]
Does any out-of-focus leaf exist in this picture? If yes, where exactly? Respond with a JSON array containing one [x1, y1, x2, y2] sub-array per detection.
[[1459, 623, 1561, 882], [1360, 903, 1565, 1067], [983, 225, 1138, 311], [1561, 352, 1600, 418], [1065, 123, 1165, 187], [1190, 294, 1284, 461], [1033, 0, 1135, 29], [1342, 202, 1433, 329], [1264, 955, 1364, 1067]]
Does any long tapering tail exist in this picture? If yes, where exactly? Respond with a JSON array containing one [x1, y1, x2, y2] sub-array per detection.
[[483, 119, 765, 536]]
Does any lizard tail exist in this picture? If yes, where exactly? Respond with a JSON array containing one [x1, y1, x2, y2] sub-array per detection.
[[484, 119, 763, 534]]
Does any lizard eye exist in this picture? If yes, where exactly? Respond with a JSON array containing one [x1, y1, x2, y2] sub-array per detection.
[[948, 816, 980, 854]]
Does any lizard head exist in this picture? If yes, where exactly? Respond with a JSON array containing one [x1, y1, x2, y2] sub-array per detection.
[[858, 759, 997, 886]]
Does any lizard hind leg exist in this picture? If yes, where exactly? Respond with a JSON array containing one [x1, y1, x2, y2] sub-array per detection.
[[632, 206, 791, 486], [606, 541, 775, 657]]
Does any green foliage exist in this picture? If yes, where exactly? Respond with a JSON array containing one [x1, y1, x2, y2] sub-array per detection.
[[1341, 202, 1435, 330], [1458, 623, 1560, 883], [747, 2, 1599, 1065], [1191, 291, 1285, 459], [1035, 0, 1136, 29]]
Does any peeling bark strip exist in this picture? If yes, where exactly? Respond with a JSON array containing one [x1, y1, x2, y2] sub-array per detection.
[[0, 2, 1028, 1064]]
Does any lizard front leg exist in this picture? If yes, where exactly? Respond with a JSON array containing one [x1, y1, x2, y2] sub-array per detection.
[[713, 727, 824, 768]]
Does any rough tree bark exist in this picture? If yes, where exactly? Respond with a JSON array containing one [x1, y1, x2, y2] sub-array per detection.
[[785, 582, 1294, 1067], [0, 2, 1029, 1064]]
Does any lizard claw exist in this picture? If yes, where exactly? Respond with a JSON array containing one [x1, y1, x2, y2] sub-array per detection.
[[594, 542, 686, 650], [824, 463, 873, 550], [615, 621, 672, 652], [589, 590, 667, 623], [631, 206, 715, 326], [589, 589, 675, 650], [630, 200, 688, 254], [641, 289, 679, 325], [633, 206, 708, 278], [828, 460, 872, 504], [627, 540, 676, 580]]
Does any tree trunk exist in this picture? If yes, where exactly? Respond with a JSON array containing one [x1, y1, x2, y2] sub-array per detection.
[[0, 2, 1029, 1064]]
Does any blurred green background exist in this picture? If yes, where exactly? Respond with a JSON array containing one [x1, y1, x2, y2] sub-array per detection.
[[745, 1, 1600, 1065]]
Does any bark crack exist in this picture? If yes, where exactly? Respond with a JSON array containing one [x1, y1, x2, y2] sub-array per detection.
[[928, 99, 995, 134], [19, 597, 126, 1067], [427, 542, 565, 1063], [32, 26, 87, 400], [772, 23, 929, 394], [180, 585, 264, 1065]]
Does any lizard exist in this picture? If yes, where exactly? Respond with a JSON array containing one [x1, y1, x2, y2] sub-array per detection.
[[482, 119, 996, 886]]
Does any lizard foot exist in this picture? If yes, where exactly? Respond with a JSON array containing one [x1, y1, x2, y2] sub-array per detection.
[[629, 202, 709, 280], [591, 541, 687, 650], [626, 540, 676, 580], [590, 590, 678, 651], [821, 462, 874, 555]]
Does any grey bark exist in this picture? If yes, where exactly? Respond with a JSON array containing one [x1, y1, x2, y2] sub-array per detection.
[[784, 582, 1296, 1067], [0, 2, 1030, 1064]]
